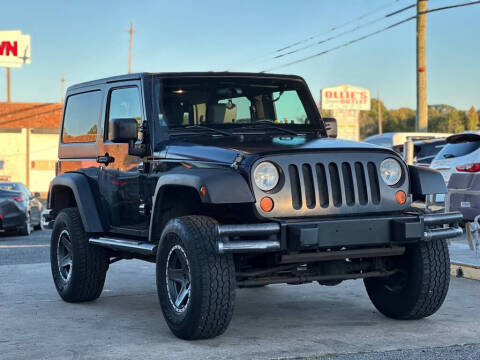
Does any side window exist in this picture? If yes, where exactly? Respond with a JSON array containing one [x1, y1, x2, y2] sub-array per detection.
[[107, 87, 142, 140], [62, 91, 102, 143]]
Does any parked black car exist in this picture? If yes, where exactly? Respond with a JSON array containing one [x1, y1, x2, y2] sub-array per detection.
[[0, 182, 43, 235], [43, 72, 462, 340]]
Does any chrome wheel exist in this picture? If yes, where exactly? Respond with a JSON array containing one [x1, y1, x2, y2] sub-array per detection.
[[57, 229, 73, 282], [166, 244, 191, 313]]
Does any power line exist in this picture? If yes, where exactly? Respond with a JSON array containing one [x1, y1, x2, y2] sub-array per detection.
[[263, 0, 480, 72], [275, 0, 405, 53], [0, 107, 62, 126], [228, 0, 406, 69], [0, 103, 58, 118], [419, 0, 480, 13], [271, 3, 415, 61]]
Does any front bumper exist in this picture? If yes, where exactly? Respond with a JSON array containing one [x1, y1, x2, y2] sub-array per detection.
[[40, 209, 55, 230], [216, 212, 463, 253]]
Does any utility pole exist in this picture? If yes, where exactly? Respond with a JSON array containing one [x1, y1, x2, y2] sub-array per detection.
[[377, 91, 383, 135], [416, 0, 428, 132], [126, 21, 135, 74], [6, 67, 11, 102], [26, 128, 30, 188], [60, 74, 65, 103]]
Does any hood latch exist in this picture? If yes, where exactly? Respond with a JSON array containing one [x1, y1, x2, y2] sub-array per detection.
[[231, 153, 244, 170]]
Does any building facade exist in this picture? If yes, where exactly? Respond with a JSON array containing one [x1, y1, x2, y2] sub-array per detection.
[[0, 102, 62, 197]]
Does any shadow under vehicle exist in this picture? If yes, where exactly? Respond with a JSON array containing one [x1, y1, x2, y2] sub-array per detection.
[[43, 72, 462, 340]]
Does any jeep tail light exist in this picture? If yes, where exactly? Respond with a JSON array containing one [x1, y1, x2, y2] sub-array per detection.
[[456, 163, 480, 173], [13, 195, 24, 202]]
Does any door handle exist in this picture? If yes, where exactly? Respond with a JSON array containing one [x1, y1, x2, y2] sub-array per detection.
[[96, 153, 115, 166]]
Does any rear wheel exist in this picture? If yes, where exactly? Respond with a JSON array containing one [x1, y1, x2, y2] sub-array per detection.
[[364, 239, 450, 319], [50, 208, 109, 302], [18, 213, 32, 236], [156, 216, 236, 340]]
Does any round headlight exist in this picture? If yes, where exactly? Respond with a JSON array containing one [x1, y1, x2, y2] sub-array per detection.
[[380, 158, 402, 186], [254, 162, 279, 191]]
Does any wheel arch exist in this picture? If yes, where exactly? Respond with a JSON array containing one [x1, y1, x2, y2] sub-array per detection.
[[408, 165, 447, 201], [49, 172, 105, 233], [148, 168, 255, 242]]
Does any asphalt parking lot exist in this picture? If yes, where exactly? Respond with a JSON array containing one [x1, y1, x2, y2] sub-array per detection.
[[1, 230, 480, 360]]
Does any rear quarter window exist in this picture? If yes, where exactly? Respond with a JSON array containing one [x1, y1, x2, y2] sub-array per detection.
[[62, 91, 102, 143], [435, 141, 480, 159]]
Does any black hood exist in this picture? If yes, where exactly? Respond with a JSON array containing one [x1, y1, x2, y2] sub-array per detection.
[[164, 134, 391, 164]]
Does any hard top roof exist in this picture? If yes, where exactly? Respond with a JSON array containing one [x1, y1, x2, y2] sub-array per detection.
[[67, 72, 306, 92]]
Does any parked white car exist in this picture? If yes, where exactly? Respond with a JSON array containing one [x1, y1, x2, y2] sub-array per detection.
[[430, 131, 480, 183], [364, 132, 451, 148]]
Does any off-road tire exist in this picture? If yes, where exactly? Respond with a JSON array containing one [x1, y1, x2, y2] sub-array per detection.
[[364, 239, 450, 319], [50, 207, 109, 302], [156, 216, 236, 340], [18, 213, 32, 236]]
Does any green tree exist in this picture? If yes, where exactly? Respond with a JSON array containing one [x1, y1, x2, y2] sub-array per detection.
[[466, 106, 479, 130], [359, 98, 389, 139]]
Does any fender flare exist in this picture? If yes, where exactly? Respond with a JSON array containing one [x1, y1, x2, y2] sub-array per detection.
[[409, 165, 447, 200], [148, 167, 255, 241], [49, 172, 105, 233], [153, 167, 255, 205]]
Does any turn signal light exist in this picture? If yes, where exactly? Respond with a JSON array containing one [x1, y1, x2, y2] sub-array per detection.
[[456, 163, 480, 173], [395, 191, 406, 205], [200, 186, 207, 197], [260, 197, 274, 212]]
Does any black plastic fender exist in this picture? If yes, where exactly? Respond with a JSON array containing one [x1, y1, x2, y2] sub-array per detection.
[[409, 165, 447, 199], [152, 167, 255, 205], [148, 167, 255, 241], [49, 172, 105, 233]]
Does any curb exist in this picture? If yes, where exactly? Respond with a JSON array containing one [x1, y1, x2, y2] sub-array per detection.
[[451, 262, 480, 281]]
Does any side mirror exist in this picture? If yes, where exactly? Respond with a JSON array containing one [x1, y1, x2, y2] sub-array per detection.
[[34, 192, 41, 198], [323, 117, 337, 138], [110, 118, 138, 143]]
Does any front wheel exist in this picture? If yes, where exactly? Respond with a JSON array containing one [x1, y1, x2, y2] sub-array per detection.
[[156, 216, 236, 340], [50, 208, 109, 302], [364, 239, 450, 319]]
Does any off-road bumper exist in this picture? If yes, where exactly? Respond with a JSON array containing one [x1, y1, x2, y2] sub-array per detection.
[[216, 212, 463, 253]]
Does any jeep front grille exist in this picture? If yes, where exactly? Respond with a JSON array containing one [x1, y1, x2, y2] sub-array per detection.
[[287, 161, 380, 210], [250, 152, 410, 218]]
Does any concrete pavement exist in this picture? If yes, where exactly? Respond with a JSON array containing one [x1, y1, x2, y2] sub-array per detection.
[[1, 257, 480, 360], [0, 229, 50, 265]]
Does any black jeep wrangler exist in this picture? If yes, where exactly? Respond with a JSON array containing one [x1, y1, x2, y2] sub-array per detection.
[[43, 72, 462, 340]]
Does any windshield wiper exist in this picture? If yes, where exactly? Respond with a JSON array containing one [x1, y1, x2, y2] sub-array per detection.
[[170, 125, 232, 136], [234, 123, 303, 136]]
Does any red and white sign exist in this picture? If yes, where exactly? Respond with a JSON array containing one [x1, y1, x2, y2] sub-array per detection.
[[0, 30, 31, 68], [321, 84, 370, 111]]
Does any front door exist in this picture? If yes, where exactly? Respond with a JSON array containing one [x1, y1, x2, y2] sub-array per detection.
[[98, 81, 147, 236]]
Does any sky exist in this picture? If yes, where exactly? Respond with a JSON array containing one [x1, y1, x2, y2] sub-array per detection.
[[0, 0, 479, 110]]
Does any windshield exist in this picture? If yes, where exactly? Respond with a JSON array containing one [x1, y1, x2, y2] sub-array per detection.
[[153, 77, 324, 139]]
